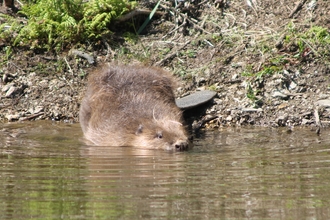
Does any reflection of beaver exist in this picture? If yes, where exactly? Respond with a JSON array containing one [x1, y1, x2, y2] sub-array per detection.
[[79, 63, 191, 151]]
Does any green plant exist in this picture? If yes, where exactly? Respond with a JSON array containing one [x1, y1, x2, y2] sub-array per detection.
[[246, 84, 263, 107], [4, 46, 12, 61], [212, 34, 222, 43], [0, 46, 13, 67], [7, 0, 136, 50], [0, 14, 21, 43], [181, 49, 196, 58], [284, 24, 330, 58], [208, 84, 218, 91], [123, 32, 139, 44], [241, 65, 254, 77], [256, 65, 282, 78]]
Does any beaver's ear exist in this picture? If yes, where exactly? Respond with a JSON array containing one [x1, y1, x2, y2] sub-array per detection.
[[135, 124, 143, 135]]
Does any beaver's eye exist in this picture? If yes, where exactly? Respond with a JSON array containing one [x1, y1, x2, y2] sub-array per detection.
[[135, 124, 143, 135], [155, 132, 163, 139]]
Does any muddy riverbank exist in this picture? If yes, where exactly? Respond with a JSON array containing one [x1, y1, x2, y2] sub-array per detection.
[[1, 0, 330, 131]]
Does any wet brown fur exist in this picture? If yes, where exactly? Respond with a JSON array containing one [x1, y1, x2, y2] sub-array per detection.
[[79, 63, 190, 151]]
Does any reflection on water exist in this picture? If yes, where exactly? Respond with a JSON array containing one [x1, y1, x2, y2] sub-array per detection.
[[1, 121, 330, 219]]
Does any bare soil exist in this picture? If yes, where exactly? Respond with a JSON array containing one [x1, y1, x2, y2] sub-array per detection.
[[1, 0, 330, 133]]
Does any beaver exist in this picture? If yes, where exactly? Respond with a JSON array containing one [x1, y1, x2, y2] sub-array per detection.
[[79, 63, 191, 151]]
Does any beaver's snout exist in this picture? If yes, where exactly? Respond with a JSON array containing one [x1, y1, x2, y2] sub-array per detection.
[[174, 140, 189, 151]]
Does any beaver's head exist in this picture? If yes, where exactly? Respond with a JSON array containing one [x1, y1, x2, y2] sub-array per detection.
[[132, 118, 192, 151]]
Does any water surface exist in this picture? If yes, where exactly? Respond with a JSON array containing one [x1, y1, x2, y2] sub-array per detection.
[[1, 121, 330, 219]]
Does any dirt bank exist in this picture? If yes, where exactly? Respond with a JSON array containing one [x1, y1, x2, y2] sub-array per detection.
[[1, 0, 330, 133]]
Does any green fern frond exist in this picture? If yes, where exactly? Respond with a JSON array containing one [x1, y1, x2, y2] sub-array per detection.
[[3, 0, 136, 50]]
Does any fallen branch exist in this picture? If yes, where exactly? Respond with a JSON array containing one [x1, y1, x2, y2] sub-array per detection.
[[289, 0, 308, 18], [19, 112, 44, 121], [116, 9, 164, 23], [69, 49, 95, 64]]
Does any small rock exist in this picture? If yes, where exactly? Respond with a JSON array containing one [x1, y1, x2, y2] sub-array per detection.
[[289, 81, 297, 90], [5, 86, 17, 97], [301, 119, 310, 125], [241, 108, 263, 112], [276, 115, 288, 126], [1, 83, 14, 92], [213, 98, 222, 105], [272, 90, 288, 99], [318, 94, 329, 100], [29, 106, 44, 114], [316, 99, 330, 107], [6, 114, 20, 121], [298, 87, 307, 93]]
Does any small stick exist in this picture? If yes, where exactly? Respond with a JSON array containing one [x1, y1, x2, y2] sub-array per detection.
[[314, 107, 321, 135], [161, 4, 212, 35], [162, 16, 187, 39], [102, 38, 114, 61], [61, 76, 74, 92], [179, 13, 212, 35], [64, 57, 73, 74], [155, 40, 191, 66], [289, 0, 308, 18], [69, 49, 95, 64], [19, 112, 44, 121], [116, 9, 164, 23]]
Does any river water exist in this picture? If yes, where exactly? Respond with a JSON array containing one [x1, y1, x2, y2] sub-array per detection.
[[1, 121, 330, 219]]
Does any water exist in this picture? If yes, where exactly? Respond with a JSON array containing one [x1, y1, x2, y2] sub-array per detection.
[[1, 121, 330, 219]]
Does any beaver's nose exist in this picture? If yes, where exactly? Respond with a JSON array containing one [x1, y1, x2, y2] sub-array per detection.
[[174, 140, 189, 151]]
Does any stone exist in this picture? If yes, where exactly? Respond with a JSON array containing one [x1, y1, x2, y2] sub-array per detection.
[[316, 99, 330, 107], [5, 86, 17, 97], [175, 90, 217, 110]]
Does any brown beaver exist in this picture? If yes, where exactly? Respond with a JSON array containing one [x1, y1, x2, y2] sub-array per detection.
[[79, 63, 191, 151]]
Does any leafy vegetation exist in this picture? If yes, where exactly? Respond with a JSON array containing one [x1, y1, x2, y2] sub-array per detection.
[[246, 83, 263, 107], [241, 25, 330, 80], [0, 0, 136, 51], [239, 24, 330, 106]]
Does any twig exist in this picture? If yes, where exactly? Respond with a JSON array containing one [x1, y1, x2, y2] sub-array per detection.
[[64, 57, 73, 75], [160, 3, 212, 35], [16, 0, 23, 6], [69, 49, 95, 64], [314, 107, 322, 135], [246, 0, 258, 17], [116, 9, 164, 23], [19, 112, 44, 121], [200, 15, 208, 29], [155, 40, 191, 66], [161, 16, 187, 39], [179, 12, 212, 35], [275, 33, 286, 49], [102, 38, 114, 61], [289, 0, 308, 18], [60, 76, 74, 92]]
